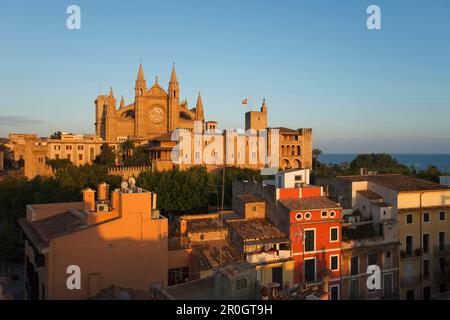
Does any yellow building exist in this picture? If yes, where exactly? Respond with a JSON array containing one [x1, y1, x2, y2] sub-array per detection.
[[329, 174, 450, 300]]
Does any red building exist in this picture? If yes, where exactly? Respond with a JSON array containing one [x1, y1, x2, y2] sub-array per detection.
[[274, 169, 342, 299]]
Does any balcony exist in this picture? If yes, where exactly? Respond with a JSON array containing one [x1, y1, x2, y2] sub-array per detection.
[[434, 271, 450, 282], [400, 249, 422, 260], [246, 250, 291, 264], [400, 275, 421, 288], [434, 245, 450, 256]]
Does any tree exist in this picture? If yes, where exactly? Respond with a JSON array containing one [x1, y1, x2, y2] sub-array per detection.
[[349, 153, 411, 175], [94, 143, 116, 166], [50, 131, 62, 139], [312, 148, 322, 174], [0, 220, 19, 260], [121, 139, 136, 162], [123, 145, 149, 166]]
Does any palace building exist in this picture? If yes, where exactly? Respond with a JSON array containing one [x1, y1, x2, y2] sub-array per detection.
[[7, 63, 313, 178]]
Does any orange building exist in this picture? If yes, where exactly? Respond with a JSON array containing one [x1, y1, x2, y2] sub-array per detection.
[[19, 182, 168, 300]]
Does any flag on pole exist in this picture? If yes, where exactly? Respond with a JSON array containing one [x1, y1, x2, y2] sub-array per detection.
[[241, 98, 248, 105]]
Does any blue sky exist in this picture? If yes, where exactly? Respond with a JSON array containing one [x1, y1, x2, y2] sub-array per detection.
[[0, 0, 449, 153]]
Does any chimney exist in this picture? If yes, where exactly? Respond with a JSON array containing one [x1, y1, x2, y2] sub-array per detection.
[[111, 189, 119, 210], [179, 219, 187, 236], [82, 188, 96, 212], [152, 193, 157, 210], [98, 183, 109, 201]]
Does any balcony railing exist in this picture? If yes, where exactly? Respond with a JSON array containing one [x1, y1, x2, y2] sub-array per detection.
[[434, 245, 450, 256], [246, 250, 291, 264], [434, 271, 450, 282], [400, 275, 421, 288], [400, 249, 422, 260]]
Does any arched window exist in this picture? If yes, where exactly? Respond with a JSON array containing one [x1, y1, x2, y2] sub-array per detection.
[[173, 90, 176, 98], [281, 145, 285, 156], [297, 146, 301, 156], [291, 146, 295, 156]]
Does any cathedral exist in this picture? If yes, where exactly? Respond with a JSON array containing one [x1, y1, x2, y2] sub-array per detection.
[[95, 64, 205, 142]]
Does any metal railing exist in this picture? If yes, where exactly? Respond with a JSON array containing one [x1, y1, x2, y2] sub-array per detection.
[[434, 244, 450, 256]]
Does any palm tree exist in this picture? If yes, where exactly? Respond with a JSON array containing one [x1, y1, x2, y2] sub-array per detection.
[[312, 148, 322, 174], [121, 140, 136, 162]]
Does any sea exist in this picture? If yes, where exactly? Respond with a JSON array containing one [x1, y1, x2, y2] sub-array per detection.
[[318, 154, 450, 172]]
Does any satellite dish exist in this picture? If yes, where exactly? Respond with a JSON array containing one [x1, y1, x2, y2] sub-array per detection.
[[128, 177, 136, 187], [121, 181, 129, 190]]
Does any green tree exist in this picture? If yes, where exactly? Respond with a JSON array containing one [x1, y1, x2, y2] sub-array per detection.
[[124, 146, 149, 166], [94, 143, 116, 166], [0, 220, 19, 260]]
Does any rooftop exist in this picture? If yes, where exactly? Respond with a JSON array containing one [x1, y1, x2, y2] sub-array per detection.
[[236, 194, 265, 203], [279, 196, 340, 211], [18, 211, 87, 250], [191, 240, 241, 271], [338, 174, 449, 192], [227, 219, 289, 243], [186, 217, 225, 234], [357, 190, 383, 201]]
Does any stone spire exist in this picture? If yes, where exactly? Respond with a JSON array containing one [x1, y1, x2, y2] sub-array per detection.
[[109, 86, 114, 97], [135, 63, 147, 96], [195, 92, 204, 121], [120, 95, 124, 108], [137, 63, 145, 81], [170, 64, 178, 84]]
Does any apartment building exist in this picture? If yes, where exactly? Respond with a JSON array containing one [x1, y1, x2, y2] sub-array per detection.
[[19, 182, 168, 299], [328, 174, 450, 299]]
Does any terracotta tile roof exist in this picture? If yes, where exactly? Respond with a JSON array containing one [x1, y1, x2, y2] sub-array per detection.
[[236, 194, 265, 203], [279, 197, 340, 211], [187, 218, 225, 234], [218, 260, 254, 278], [339, 174, 449, 192], [357, 190, 383, 200], [191, 240, 241, 271], [18, 211, 87, 250], [227, 219, 288, 243]]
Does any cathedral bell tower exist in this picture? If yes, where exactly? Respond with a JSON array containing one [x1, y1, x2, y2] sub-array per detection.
[[134, 63, 147, 137], [168, 64, 180, 131]]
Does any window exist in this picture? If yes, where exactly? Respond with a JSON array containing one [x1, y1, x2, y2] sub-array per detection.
[[168, 267, 189, 286], [252, 206, 257, 211], [439, 232, 446, 250], [329, 211, 336, 218], [77, 145, 84, 151], [406, 289, 414, 300], [304, 212, 311, 220], [304, 258, 316, 283], [330, 255, 339, 271], [78, 154, 83, 161], [295, 175, 302, 181], [236, 278, 247, 290], [440, 211, 446, 221], [67, 154, 71, 161], [423, 212, 430, 223], [350, 256, 359, 275], [54, 145, 60, 150], [304, 230, 315, 252], [423, 286, 431, 300], [383, 274, 393, 297], [423, 234, 430, 254], [66, 145, 72, 150], [295, 212, 303, 221], [423, 260, 430, 280], [349, 279, 359, 300], [330, 227, 339, 242], [321, 211, 328, 218], [200, 234, 205, 240], [330, 285, 339, 300], [406, 214, 413, 224], [368, 253, 377, 266], [55, 154, 60, 160], [406, 235, 413, 256]]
